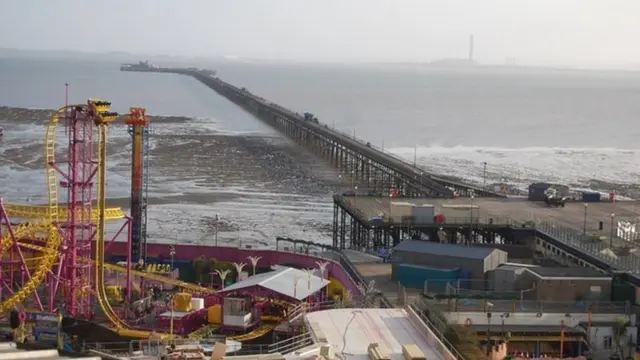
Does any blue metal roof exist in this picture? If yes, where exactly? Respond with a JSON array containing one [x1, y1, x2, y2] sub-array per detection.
[[393, 240, 496, 260]]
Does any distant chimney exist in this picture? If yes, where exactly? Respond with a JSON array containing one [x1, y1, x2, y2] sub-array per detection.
[[468, 34, 474, 61]]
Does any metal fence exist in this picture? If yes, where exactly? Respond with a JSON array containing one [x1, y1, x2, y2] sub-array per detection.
[[534, 219, 640, 274], [83, 334, 314, 357], [429, 298, 629, 314]]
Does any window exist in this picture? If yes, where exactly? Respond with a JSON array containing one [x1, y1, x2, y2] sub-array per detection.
[[603, 336, 612, 350]]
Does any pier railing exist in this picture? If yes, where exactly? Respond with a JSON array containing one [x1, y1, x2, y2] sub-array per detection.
[[534, 219, 640, 274], [430, 298, 629, 314]]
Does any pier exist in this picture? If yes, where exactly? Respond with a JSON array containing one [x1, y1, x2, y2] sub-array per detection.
[[134, 66, 500, 198], [122, 65, 640, 297]]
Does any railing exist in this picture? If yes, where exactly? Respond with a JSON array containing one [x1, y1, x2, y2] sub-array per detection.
[[430, 298, 630, 314], [82, 328, 315, 357], [534, 219, 640, 274], [266, 331, 314, 355], [409, 300, 468, 360], [287, 300, 339, 322]]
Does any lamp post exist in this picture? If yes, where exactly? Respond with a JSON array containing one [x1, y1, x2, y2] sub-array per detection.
[[483, 162, 487, 189], [214, 213, 220, 246], [169, 294, 175, 345], [610, 213, 615, 249], [487, 311, 492, 346], [500, 313, 509, 339], [354, 185, 359, 214], [583, 203, 588, 235], [302, 269, 315, 290], [231, 262, 246, 282], [388, 193, 393, 224], [469, 195, 475, 244], [293, 276, 302, 300], [168, 245, 176, 273], [214, 269, 231, 290], [209, 271, 216, 288], [315, 261, 330, 300], [247, 256, 262, 276]]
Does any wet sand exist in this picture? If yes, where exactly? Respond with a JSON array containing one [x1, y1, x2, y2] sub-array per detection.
[[1, 106, 349, 246]]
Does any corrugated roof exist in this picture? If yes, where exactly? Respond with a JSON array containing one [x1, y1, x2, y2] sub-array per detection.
[[217, 266, 329, 301], [393, 240, 496, 260]]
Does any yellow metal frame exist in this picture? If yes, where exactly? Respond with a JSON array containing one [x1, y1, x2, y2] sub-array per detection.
[[3, 203, 125, 221]]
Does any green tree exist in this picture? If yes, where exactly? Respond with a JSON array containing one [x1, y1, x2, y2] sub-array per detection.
[[193, 255, 207, 282], [612, 316, 630, 359]]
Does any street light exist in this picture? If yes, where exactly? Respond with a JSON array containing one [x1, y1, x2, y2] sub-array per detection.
[[483, 162, 487, 188], [214, 213, 220, 246], [232, 262, 246, 282], [168, 245, 176, 273], [214, 269, 231, 289], [247, 256, 262, 276], [583, 203, 588, 235], [469, 195, 475, 244], [315, 261, 329, 300], [293, 276, 302, 300], [610, 213, 615, 249]]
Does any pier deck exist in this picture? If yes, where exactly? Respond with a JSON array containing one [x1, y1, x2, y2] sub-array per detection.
[[339, 195, 640, 234]]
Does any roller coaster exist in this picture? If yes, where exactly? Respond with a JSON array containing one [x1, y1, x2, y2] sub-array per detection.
[[0, 98, 315, 346], [0, 99, 200, 339]]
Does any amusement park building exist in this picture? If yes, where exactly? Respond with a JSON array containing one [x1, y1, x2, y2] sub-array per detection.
[[217, 266, 329, 302]]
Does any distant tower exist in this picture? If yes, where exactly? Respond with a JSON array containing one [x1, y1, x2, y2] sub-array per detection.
[[468, 34, 475, 62]]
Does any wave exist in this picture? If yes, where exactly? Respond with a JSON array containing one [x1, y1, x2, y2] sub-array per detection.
[[390, 144, 640, 154], [387, 145, 640, 193]]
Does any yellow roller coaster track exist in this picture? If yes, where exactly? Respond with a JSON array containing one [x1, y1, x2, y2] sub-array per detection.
[[13, 240, 213, 295], [3, 203, 125, 221], [0, 106, 70, 313], [0, 222, 62, 313], [95, 118, 178, 340], [228, 324, 276, 342]]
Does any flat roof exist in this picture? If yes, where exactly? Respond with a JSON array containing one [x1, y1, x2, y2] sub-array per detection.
[[305, 308, 445, 360], [394, 240, 497, 260], [218, 266, 329, 301]]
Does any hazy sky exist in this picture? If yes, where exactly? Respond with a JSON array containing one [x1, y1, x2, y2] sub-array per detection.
[[2, 0, 639, 67]]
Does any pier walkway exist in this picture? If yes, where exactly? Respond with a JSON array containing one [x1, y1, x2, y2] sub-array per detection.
[[125, 66, 501, 199]]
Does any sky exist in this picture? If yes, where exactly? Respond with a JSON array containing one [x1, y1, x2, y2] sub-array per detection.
[[1, 0, 640, 68]]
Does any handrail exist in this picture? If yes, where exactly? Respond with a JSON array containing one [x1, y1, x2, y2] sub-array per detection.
[[267, 332, 314, 354]]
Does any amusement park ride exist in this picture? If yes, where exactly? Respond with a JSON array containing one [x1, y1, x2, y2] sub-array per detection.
[[0, 96, 335, 346], [0, 99, 159, 337]]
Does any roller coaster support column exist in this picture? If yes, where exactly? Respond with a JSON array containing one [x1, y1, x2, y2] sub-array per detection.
[[54, 103, 102, 317], [125, 108, 150, 265]]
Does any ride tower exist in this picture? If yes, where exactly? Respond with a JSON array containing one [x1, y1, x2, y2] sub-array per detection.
[[125, 108, 150, 265], [49, 101, 118, 317]]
